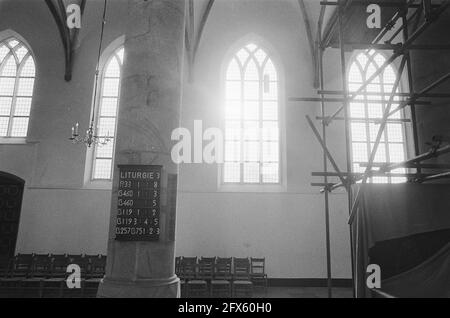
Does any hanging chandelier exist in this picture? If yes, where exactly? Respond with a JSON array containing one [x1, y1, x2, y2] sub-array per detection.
[[69, 0, 110, 148], [70, 121, 111, 148]]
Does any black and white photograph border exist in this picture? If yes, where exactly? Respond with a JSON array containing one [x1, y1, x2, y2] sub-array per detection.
[[0, 0, 449, 301]]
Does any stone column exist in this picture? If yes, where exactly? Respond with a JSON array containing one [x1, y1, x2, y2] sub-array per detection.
[[97, 0, 185, 298]]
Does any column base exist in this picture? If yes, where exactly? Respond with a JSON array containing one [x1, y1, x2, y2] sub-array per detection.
[[97, 276, 180, 298]]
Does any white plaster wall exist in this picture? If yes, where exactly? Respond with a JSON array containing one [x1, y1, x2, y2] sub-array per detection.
[[16, 188, 111, 255]]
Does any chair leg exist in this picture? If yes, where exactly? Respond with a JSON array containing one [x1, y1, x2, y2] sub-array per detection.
[[59, 281, 65, 298], [80, 280, 85, 298], [39, 281, 43, 298]]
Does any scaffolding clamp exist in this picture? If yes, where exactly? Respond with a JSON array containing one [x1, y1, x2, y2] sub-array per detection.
[[323, 116, 333, 126], [426, 139, 444, 156], [323, 184, 334, 193], [384, 19, 397, 32], [392, 43, 406, 56]]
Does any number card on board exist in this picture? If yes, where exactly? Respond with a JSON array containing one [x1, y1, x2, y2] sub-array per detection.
[[115, 165, 162, 241]]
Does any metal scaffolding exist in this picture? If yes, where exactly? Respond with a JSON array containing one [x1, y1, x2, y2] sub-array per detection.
[[291, 0, 450, 298]]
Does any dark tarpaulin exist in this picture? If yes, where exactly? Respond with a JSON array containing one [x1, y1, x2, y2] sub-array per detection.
[[351, 184, 450, 298], [381, 242, 450, 298]]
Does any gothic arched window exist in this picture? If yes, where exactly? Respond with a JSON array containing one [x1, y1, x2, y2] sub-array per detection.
[[348, 50, 407, 183], [0, 37, 35, 138], [224, 43, 280, 184], [92, 46, 124, 180]]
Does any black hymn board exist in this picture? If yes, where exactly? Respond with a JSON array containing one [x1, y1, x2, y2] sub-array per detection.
[[115, 165, 162, 241]]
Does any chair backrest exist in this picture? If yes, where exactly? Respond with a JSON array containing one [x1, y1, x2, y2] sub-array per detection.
[[68, 254, 84, 262], [197, 257, 215, 279], [87, 255, 106, 278], [50, 254, 69, 278], [233, 257, 250, 278], [12, 253, 34, 277], [175, 257, 182, 276], [250, 258, 266, 275], [181, 257, 197, 279], [215, 257, 232, 279], [30, 254, 51, 278], [68, 254, 88, 274], [0, 257, 11, 277], [200, 257, 216, 265]]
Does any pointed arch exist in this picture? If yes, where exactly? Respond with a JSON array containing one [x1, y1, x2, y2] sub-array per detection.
[[0, 31, 36, 138], [223, 39, 281, 184]]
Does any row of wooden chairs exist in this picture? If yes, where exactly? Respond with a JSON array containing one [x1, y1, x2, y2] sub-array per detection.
[[176, 257, 268, 298], [0, 254, 106, 298]]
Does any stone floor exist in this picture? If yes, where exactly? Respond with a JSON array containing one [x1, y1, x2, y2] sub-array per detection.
[[1, 286, 353, 298], [253, 287, 353, 298]]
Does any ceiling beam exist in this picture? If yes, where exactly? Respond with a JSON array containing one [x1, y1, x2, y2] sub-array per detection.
[[314, 5, 326, 88], [185, 0, 194, 80], [45, 0, 86, 82], [193, 0, 215, 65]]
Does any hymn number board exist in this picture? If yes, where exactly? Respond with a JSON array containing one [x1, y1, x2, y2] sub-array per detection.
[[115, 165, 162, 241]]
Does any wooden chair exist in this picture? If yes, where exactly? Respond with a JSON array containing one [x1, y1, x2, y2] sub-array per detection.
[[211, 257, 232, 298], [197, 257, 215, 282], [83, 255, 106, 297], [232, 257, 253, 298], [0, 256, 13, 297], [0, 254, 33, 297], [180, 257, 197, 298], [185, 257, 208, 298], [197, 257, 215, 297], [181, 257, 197, 281], [21, 254, 51, 297], [250, 258, 268, 293], [64, 254, 87, 298], [11, 253, 33, 278], [175, 257, 182, 276], [0, 256, 11, 278], [42, 254, 69, 297], [86, 255, 106, 279], [175, 257, 185, 297]]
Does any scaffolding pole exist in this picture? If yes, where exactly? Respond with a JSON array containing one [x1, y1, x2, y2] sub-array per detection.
[[401, 4, 421, 165], [317, 144, 450, 193], [417, 172, 450, 183], [318, 43, 333, 299], [316, 90, 450, 98], [337, 0, 356, 297]]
